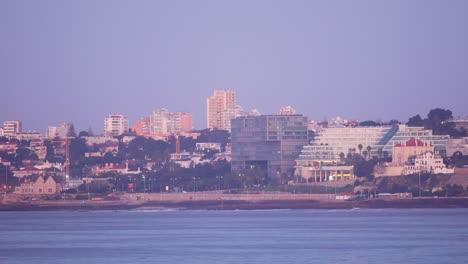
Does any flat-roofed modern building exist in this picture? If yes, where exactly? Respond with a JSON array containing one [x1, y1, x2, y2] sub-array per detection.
[[295, 124, 450, 180], [231, 115, 308, 182], [104, 114, 129, 137], [381, 125, 449, 156], [2, 120, 22, 137], [297, 124, 449, 162]]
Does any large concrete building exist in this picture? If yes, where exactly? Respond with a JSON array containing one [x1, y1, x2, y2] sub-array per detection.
[[104, 114, 129, 137], [231, 115, 308, 181], [2, 120, 22, 137], [206, 89, 236, 131]]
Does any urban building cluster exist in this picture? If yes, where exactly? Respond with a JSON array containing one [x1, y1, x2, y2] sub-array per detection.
[[1, 89, 467, 196]]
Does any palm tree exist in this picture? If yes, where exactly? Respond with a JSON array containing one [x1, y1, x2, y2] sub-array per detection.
[[377, 147, 383, 160], [362, 150, 368, 160], [358, 144, 363, 155], [366, 145, 372, 160], [339, 152, 345, 163]]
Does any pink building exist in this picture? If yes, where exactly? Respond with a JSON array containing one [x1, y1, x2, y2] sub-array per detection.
[[132, 117, 150, 136], [206, 89, 236, 130], [170, 112, 193, 133]]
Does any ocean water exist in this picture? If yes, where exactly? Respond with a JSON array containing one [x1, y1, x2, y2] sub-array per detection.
[[0, 209, 467, 264]]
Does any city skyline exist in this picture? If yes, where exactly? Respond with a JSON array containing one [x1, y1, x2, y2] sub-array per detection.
[[2, 1, 468, 132]]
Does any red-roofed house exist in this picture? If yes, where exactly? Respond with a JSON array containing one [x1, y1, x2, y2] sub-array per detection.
[[392, 138, 434, 165], [0, 158, 11, 166], [93, 161, 141, 175], [0, 142, 18, 154], [94, 163, 128, 174], [13, 166, 45, 178], [101, 141, 119, 154]]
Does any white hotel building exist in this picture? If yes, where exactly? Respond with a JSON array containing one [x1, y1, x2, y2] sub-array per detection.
[[104, 114, 129, 137], [295, 125, 450, 181]]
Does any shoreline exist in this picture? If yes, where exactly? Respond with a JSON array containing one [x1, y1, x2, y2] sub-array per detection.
[[1, 197, 468, 212]]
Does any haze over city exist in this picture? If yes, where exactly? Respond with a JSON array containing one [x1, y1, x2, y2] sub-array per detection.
[[2, 0, 468, 132]]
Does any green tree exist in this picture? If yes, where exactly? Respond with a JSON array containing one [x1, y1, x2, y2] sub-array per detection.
[[68, 124, 77, 138], [359, 120, 379, 127], [70, 138, 87, 163], [407, 115, 426, 127], [362, 150, 368, 160], [339, 152, 345, 163], [78, 131, 89, 138]]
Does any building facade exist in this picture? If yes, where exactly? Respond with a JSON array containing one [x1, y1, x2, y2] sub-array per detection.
[[49, 123, 75, 138], [404, 151, 454, 175], [277, 106, 297, 115], [150, 109, 193, 134], [14, 175, 61, 195], [2, 120, 22, 137], [132, 117, 150, 136], [47, 126, 58, 138], [231, 115, 308, 181], [298, 124, 450, 162], [104, 114, 129, 137], [206, 89, 236, 130], [451, 118, 468, 132], [446, 137, 468, 156], [392, 138, 434, 166]]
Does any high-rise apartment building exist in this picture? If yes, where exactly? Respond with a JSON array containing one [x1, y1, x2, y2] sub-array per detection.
[[104, 114, 129, 137], [150, 109, 169, 134], [206, 89, 236, 130], [47, 126, 58, 138], [132, 117, 151, 136], [2, 120, 22, 137], [150, 109, 193, 134], [231, 115, 308, 181], [170, 112, 193, 133]]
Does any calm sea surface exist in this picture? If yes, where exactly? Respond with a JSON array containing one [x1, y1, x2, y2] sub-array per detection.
[[0, 209, 467, 264]]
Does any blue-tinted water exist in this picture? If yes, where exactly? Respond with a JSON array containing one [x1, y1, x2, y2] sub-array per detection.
[[0, 209, 467, 264]]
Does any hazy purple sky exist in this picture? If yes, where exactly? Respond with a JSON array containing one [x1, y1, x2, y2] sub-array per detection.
[[1, 0, 468, 133]]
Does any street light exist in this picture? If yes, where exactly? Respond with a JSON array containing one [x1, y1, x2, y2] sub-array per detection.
[[418, 171, 421, 197], [142, 175, 146, 194], [216, 175, 223, 190], [193, 177, 200, 192]]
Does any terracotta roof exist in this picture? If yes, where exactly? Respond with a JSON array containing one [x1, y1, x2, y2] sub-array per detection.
[[0, 142, 17, 146], [98, 164, 126, 170], [395, 138, 430, 147], [105, 142, 119, 147], [21, 166, 42, 172]]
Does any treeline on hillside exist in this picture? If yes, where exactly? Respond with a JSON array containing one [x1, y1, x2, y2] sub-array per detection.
[[359, 108, 466, 138]]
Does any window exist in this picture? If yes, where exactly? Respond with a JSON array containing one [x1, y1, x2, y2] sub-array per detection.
[[38, 188, 42, 193], [48, 188, 53, 193]]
